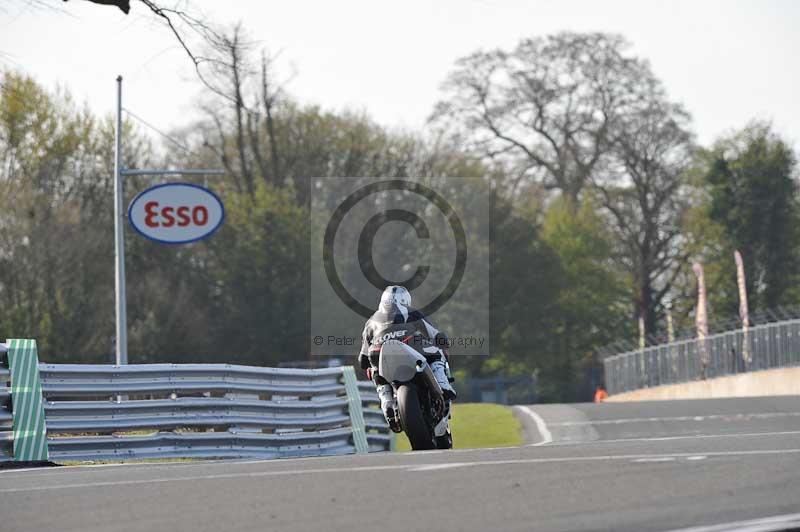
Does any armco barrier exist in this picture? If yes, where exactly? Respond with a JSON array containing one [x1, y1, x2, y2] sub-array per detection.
[[0, 343, 12, 463], [1, 340, 391, 462]]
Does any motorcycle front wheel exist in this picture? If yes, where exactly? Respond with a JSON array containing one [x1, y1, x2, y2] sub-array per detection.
[[397, 382, 436, 450]]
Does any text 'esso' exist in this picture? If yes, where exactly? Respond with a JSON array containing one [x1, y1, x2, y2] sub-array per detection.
[[128, 183, 225, 244]]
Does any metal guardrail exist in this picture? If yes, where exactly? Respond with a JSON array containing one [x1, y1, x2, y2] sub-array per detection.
[[26, 363, 390, 462], [0, 361, 11, 462], [603, 319, 800, 394]]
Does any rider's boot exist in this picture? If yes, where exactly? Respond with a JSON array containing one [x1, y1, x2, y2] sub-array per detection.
[[431, 360, 456, 401], [377, 384, 402, 433]]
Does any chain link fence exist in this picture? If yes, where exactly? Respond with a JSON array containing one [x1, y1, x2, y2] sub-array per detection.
[[603, 319, 800, 394]]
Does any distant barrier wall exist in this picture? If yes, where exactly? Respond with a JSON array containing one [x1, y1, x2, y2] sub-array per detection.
[[607, 366, 800, 401], [603, 320, 800, 396]]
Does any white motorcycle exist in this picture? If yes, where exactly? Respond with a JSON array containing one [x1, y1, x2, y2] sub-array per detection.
[[375, 338, 453, 450]]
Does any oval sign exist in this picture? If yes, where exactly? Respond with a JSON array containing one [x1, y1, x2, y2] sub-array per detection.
[[128, 183, 225, 244]]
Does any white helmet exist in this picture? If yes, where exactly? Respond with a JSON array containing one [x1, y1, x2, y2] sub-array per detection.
[[379, 285, 411, 312]]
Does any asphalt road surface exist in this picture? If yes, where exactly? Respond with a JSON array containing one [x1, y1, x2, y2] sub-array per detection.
[[1, 396, 800, 532]]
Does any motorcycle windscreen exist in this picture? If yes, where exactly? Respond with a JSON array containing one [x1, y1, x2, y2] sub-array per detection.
[[379, 340, 426, 383]]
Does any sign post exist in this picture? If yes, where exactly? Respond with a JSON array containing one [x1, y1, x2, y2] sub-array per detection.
[[113, 76, 224, 365], [114, 76, 127, 366]]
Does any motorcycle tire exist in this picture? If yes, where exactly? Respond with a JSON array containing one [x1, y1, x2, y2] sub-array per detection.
[[397, 383, 436, 450]]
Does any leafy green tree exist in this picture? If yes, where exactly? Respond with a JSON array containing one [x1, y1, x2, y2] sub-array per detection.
[[202, 184, 309, 365], [487, 187, 566, 400], [541, 196, 627, 399], [702, 123, 799, 314], [0, 71, 116, 360]]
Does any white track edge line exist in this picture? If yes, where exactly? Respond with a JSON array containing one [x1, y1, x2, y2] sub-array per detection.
[[515, 405, 553, 445]]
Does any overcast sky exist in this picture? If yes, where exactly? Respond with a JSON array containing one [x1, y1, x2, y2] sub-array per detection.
[[1, 0, 798, 147]]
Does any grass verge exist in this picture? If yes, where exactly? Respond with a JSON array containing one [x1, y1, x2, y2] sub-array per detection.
[[393, 402, 523, 451]]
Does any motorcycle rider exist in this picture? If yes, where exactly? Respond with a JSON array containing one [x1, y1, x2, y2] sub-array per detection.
[[358, 285, 455, 431]]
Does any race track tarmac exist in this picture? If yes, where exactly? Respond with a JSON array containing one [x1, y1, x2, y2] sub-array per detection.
[[2, 396, 799, 532]]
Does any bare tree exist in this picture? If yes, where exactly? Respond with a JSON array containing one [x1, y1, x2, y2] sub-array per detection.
[[595, 81, 695, 337], [197, 25, 288, 196], [243, 49, 286, 189], [258, 50, 284, 186], [51, 0, 236, 101], [431, 32, 653, 204], [63, 0, 129, 13], [221, 25, 253, 195]]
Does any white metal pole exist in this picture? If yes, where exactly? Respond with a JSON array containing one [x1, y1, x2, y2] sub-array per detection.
[[114, 75, 128, 366]]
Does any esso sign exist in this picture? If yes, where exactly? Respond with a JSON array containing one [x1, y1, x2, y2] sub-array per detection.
[[128, 183, 225, 244]]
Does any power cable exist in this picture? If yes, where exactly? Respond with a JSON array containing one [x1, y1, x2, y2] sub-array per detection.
[[122, 107, 196, 157]]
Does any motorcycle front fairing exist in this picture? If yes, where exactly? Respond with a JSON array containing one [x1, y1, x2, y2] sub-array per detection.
[[379, 340, 445, 402]]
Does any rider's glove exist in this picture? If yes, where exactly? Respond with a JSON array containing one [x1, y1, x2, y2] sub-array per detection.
[[366, 367, 374, 381]]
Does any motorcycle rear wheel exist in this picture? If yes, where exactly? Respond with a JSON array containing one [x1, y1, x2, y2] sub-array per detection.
[[397, 383, 436, 450]]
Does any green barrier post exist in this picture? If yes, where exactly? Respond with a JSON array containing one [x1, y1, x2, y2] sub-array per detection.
[[341, 366, 369, 454], [7, 339, 48, 461]]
